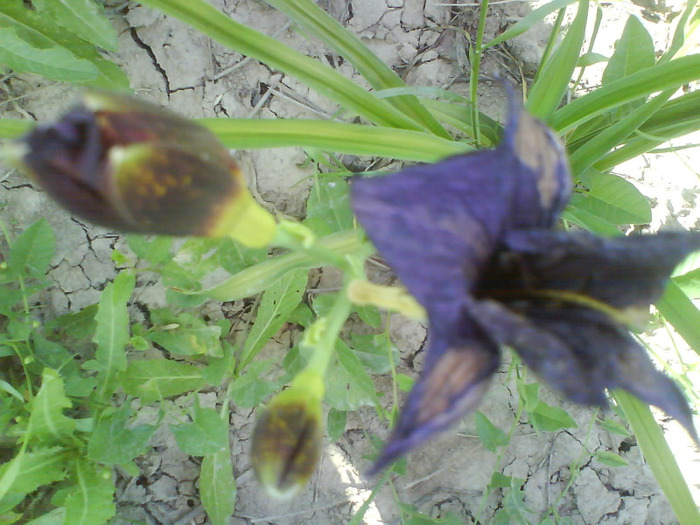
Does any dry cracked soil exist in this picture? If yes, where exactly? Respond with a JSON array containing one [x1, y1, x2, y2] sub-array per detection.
[[1, 1, 699, 524]]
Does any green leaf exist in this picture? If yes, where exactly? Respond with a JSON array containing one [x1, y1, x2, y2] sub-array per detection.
[[200, 448, 236, 525], [325, 342, 377, 411], [126, 235, 173, 265], [93, 271, 135, 400], [7, 218, 54, 279], [27, 369, 75, 444], [118, 360, 205, 402], [594, 450, 628, 467], [0, 25, 98, 82], [172, 402, 228, 456], [673, 268, 700, 299], [602, 16, 655, 85], [657, 281, 700, 356], [87, 406, 156, 465], [614, 390, 700, 525], [572, 171, 651, 225], [561, 206, 620, 236], [32, 0, 118, 51], [529, 401, 577, 432], [64, 460, 115, 525], [327, 408, 347, 442], [138, 0, 424, 131], [484, 0, 576, 48], [600, 418, 630, 437], [228, 361, 278, 408], [216, 239, 267, 275], [148, 317, 223, 357], [348, 333, 397, 374], [265, 0, 449, 138], [202, 118, 470, 163], [526, 0, 588, 119], [304, 176, 354, 235], [0, 447, 67, 494], [474, 411, 508, 452], [238, 269, 308, 369]]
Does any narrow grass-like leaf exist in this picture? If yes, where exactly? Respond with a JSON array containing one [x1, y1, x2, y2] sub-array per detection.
[[551, 55, 700, 132], [138, 0, 423, 131], [32, 0, 118, 51], [614, 390, 700, 525], [266, 0, 449, 138], [568, 90, 673, 176], [0, 118, 32, 138], [526, 0, 588, 119], [200, 448, 236, 525], [238, 269, 308, 370], [201, 118, 471, 162], [484, 0, 576, 48], [118, 360, 205, 402], [64, 460, 115, 525], [656, 282, 700, 356], [7, 218, 54, 279], [27, 369, 75, 444], [94, 271, 135, 400]]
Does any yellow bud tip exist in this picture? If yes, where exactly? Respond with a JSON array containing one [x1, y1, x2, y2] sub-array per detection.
[[347, 279, 427, 320]]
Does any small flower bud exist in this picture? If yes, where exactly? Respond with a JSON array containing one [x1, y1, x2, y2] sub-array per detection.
[[251, 370, 324, 498], [10, 91, 275, 247]]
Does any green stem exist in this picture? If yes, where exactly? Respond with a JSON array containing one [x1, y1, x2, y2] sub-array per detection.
[[470, 0, 490, 145], [305, 288, 352, 376]]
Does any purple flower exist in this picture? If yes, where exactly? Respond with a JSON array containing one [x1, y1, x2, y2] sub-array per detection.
[[351, 94, 699, 472]]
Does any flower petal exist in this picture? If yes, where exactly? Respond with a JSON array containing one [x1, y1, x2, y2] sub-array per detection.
[[370, 333, 499, 474]]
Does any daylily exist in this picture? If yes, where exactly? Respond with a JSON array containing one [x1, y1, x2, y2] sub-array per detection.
[[10, 91, 275, 247], [351, 94, 699, 472]]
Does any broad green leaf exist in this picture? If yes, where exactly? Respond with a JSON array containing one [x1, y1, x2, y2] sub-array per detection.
[[148, 317, 223, 357], [600, 418, 630, 437], [571, 171, 651, 225], [200, 448, 236, 525], [238, 269, 308, 369], [488, 472, 514, 490], [484, 0, 576, 48], [526, 0, 588, 119], [265, 0, 449, 138], [602, 16, 654, 85], [0, 447, 67, 494], [0, 26, 98, 82], [673, 268, 700, 299], [27, 369, 75, 444], [348, 333, 397, 374], [126, 235, 173, 265], [325, 342, 377, 411], [32, 0, 118, 51], [615, 390, 700, 525], [94, 271, 135, 400], [561, 206, 620, 236], [7, 218, 54, 279], [87, 406, 156, 465], [474, 411, 508, 452], [578, 52, 608, 67], [172, 402, 228, 456], [64, 460, 115, 525], [304, 176, 353, 235], [529, 401, 577, 432], [46, 304, 97, 341], [216, 239, 267, 275], [228, 361, 278, 408], [327, 407, 347, 441], [118, 360, 205, 402], [138, 0, 424, 131], [594, 450, 628, 467]]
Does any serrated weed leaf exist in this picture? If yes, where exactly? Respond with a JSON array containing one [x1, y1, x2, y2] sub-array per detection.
[[352, 91, 700, 473], [200, 448, 236, 525], [7, 218, 54, 279]]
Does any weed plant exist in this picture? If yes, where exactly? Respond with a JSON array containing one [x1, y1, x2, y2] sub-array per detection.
[[0, 0, 699, 524]]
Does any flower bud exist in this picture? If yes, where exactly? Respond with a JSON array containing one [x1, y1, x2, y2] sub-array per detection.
[[10, 91, 275, 247], [251, 370, 324, 498]]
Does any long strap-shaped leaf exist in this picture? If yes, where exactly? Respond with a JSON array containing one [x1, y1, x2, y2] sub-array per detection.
[[551, 54, 700, 133], [264, 0, 450, 139], [526, 0, 588, 119], [614, 390, 700, 525], [137, 0, 424, 131]]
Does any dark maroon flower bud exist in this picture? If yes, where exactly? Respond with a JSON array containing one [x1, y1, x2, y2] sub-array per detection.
[[10, 91, 275, 246]]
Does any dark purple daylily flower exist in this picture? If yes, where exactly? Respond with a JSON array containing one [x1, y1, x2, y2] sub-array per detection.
[[351, 93, 700, 473]]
